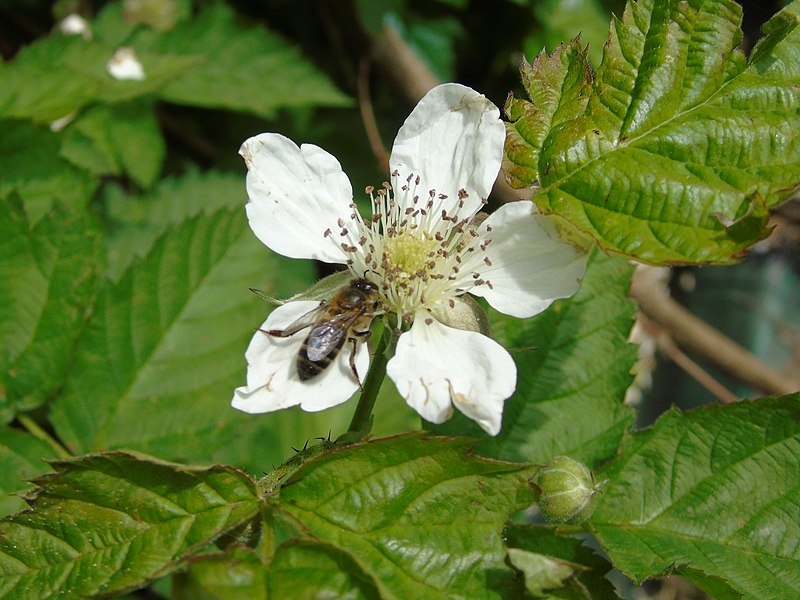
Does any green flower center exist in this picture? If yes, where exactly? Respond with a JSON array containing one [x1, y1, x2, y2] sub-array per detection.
[[383, 231, 438, 278]]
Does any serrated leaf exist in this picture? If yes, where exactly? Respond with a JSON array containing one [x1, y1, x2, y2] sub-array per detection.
[[506, 548, 580, 597], [0, 199, 103, 419], [268, 540, 382, 600], [274, 434, 536, 599], [505, 39, 594, 188], [0, 427, 58, 518], [592, 395, 800, 599], [434, 250, 636, 467], [0, 34, 197, 124], [0, 120, 97, 224], [505, 0, 800, 264], [136, 3, 351, 116], [60, 100, 165, 188], [172, 546, 267, 600], [103, 170, 250, 280], [0, 452, 259, 599], [48, 208, 312, 468], [505, 524, 617, 600]]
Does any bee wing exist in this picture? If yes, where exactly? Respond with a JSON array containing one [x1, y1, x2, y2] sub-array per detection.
[[268, 303, 327, 337], [305, 313, 359, 362]]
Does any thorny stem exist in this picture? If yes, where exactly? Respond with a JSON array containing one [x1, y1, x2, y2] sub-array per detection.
[[347, 328, 390, 436], [18, 414, 71, 459]]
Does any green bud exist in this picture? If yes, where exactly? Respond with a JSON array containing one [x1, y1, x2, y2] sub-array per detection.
[[537, 455, 606, 524]]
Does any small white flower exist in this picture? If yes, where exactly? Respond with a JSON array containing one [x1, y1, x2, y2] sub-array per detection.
[[233, 83, 588, 435], [58, 14, 92, 40], [107, 47, 146, 81]]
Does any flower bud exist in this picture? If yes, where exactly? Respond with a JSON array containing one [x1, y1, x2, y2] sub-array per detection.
[[537, 455, 605, 524]]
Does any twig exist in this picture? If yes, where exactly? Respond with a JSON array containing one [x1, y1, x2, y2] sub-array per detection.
[[638, 313, 740, 404], [356, 54, 389, 173], [630, 269, 800, 397], [18, 415, 72, 459]]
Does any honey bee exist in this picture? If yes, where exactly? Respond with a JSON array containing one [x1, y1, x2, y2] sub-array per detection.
[[261, 278, 382, 385]]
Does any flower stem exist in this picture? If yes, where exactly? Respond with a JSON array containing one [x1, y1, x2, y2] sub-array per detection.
[[18, 415, 72, 459], [347, 328, 390, 436]]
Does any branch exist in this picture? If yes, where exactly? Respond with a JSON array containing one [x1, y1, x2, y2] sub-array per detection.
[[630, 269, 799, 397]]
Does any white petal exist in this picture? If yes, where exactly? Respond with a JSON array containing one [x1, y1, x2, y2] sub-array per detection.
[[231, 301, 368, 414], [59, 14, 91, 39], [107, 47, 145, 81], [387, 315, 516, 436], [389, 83, 504, 218], [240, 133, 357, 264], [469, 201, 589, 318]]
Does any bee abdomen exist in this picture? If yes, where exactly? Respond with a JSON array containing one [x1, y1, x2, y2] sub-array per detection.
[[297, 345, 333, 380]]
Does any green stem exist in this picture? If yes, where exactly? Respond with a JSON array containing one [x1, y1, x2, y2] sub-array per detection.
[[347, 328, 390, 435], [18, 415, 71, 459]]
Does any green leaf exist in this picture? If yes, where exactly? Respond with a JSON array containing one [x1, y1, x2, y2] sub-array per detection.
[[0, 427, 57, 518], [507, 548, 581, 597], [268, 540, 382, 599], [103, 170, 250, 280], [0, 199, 103, 419], [60, 100, 165, 188], [434, 249, 636, 468], [592, 395, 800, 599], [505, 39, 594, 190], [0, 121, 97, 224], [274, 434, 536, 599], [139, 3, 351, 117], [0, 34, 197, 124], [505, 0, 800, 264], [0, 452, 259, 599], [505, 524, 617, 599], [48, 207, 313, 469], [172, 546, 267, 600]]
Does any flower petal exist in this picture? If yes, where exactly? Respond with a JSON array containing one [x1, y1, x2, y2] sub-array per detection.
[[386, 314, 516, 435], [469, 201, 589, 318], [240, 133, 357, 263], [389, 83, 504, 217], [232, 301, 368, 414]]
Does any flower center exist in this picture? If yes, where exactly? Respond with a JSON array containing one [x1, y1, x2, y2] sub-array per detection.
[[327, 172, 494, 329], [383, 231, 437, 278]]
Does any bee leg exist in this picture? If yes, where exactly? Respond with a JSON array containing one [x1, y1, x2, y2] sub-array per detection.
[[347, 337, 363, 390], [258, 323, 307, 338], [348, 329, 373, 390]]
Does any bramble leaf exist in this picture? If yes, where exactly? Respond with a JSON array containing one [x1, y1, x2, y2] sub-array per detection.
[[0, 199, 103, 419], [60, 100, 165, 189], [132, 3, 351, 117], [505, 0, 800, 264], [592, 395, 800, 599], [0, 121, 97, 224], [48, 207, 315, 471], [0, 452, 259, 599], [0, 428, 57, 518]]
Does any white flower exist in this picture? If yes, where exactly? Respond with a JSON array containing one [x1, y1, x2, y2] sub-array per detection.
[[232, 83, 588, 435], [58, 14, 92, 40], [107, 47, 146, 81]]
